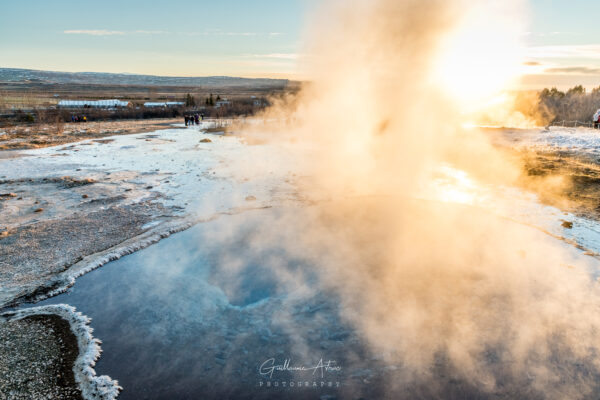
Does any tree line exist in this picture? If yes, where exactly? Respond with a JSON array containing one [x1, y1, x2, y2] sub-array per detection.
[[532, 85, 600, 124], [184, 93, 223, 107]]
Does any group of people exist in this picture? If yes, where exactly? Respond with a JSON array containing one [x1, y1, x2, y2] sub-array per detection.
[[184, 114, 202, 126], [70, 115, 87, 123]]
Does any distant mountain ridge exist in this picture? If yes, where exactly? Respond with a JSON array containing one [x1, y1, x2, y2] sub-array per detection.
[[0, 68, 289, 88]]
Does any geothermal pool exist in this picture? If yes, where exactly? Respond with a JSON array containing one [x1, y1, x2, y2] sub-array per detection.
[[31, 208, 363, 400]]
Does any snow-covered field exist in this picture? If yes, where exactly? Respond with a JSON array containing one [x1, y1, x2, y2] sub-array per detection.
[[1, 123, 300, 220]]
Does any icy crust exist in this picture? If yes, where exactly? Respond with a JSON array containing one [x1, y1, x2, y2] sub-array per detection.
[[1, 304, 121, 400]]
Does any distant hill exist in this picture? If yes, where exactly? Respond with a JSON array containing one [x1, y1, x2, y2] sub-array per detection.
[[0, 68, 289, 88]]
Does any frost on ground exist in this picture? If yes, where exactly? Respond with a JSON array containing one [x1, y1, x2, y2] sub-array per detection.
[[496, 126, 600, 156], [6, 123, 600, 398], [488, 127, 600, 225]]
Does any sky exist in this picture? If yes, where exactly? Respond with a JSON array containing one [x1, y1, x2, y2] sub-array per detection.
[[521, 0, 600, 89], [1, 0, 600, 88], [0, 0, 306, 78]]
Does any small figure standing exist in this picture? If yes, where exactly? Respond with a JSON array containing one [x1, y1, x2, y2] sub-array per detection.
[[194, 114, 199, 125]]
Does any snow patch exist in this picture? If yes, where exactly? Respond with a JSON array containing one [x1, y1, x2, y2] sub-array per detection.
[[508, 127, 600, 155]]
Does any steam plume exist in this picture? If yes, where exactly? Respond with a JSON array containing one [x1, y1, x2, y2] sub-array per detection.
[[229, 0, 600, 398]]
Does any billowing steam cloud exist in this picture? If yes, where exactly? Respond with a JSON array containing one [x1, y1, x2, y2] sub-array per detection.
[[223, 0, 600, 398]]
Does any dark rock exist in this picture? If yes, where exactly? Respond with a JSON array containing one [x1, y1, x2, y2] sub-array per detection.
[[562, 220, 573, 229]]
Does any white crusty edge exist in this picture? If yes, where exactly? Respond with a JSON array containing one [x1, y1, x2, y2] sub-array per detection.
[[1, 304, 121, 400]]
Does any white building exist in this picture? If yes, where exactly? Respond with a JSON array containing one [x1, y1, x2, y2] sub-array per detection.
[[143, 102, 185, 108], [58, 99, 131, 108], [215, 99, 231, 108]]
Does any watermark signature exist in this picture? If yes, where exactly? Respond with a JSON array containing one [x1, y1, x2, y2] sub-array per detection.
[[259, 358, 341, 378], [257, 357, 342, 389]]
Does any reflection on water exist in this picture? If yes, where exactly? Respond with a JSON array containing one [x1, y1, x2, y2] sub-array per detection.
[[35, 209, 369, 400]]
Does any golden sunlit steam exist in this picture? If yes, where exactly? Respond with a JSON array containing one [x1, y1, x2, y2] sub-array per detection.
[[234, 0, 600, 398]]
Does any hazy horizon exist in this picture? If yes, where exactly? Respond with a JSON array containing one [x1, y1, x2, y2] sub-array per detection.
[[0, 66, 293, 80], [3, 0, 600, 89]]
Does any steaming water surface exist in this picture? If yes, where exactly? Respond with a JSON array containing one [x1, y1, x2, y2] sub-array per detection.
[[32, 208, 360, 399], [29, 200, 600, 399]]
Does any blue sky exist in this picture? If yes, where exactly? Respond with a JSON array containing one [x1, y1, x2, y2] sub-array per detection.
[[0, 0, 306, 77], [519, 0, 600, 88], [1, 0, 600, 87]]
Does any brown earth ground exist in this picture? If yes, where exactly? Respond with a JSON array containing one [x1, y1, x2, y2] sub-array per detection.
[[514, 149, 600, 222], [0, 118, 182, 150]]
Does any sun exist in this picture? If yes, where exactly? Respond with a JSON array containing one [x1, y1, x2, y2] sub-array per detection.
[[432, 1, 526, 110]]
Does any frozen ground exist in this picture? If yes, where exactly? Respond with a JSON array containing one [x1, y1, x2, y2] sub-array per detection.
[[1, 304, 120, 400], [494, 126, 600, 156], [0, 313, 82, 400], [1, 122, 299, 219], [483, 126, 600, 255], [0, 118, 182, 150]]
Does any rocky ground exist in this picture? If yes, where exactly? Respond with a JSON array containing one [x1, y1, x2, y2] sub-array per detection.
[[0, 314, 81, 400], [0, 123, 185, 399], [0, 119, 182, 150]]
